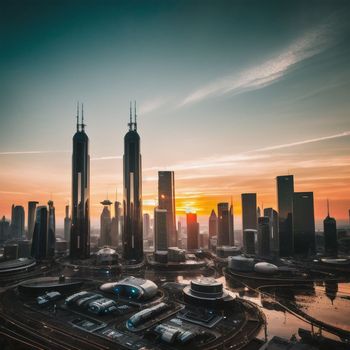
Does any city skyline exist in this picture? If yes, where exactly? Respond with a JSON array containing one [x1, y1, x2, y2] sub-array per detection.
[[1, 0, 350, 227]]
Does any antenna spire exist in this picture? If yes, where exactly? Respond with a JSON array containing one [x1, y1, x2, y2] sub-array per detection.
[[81, 103, 85, 131], [128, 101, 132, 130], [134, 100, 137, 130], [327, 199, 330, 217], [76, 101, 79, 131]]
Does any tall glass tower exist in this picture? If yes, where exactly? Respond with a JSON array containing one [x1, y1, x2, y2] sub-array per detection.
[[70, 104, 90, 259], [123, 102, 143, 262]]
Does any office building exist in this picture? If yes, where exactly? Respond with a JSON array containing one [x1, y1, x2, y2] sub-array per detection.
[[27, 201, 38, 240], [31, 206, 49, 259], [208, 209, 218, 238], [186, 213, 199, 250], [123, 102, 143, 262], [324, 200, 337, 257], [264, 208, 279, 257], [293, 192, 315, 256], [64, 205, 71, 242], [154, 208, 167, 251], [243, 229, 256, 255], [158, 171, 177, 247], [11, 205, 25, 239], [0, 216, 10, 243], [47, 200, 56, 257], [111, 199, 121, 247], [241, 193, 257, 231], [257, 216, 270, 257], [276, 175, 294, 256], [70, 104, 90, 259], [100, 199, 112, 246], [143, 213, 151, 240], [217, 203, 230, 246]]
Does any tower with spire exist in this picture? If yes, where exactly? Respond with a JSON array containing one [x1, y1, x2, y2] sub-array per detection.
[[70, 102, 90, 259], [323, 199, 338, 257], [122, 101, 143, 262]]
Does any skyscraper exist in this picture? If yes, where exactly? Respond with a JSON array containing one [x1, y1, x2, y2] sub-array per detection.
[[27, 201, 38, 240], [229, 201, 234, 246], [11, 205, 25, 239], [143, 213, 151, 240], [293, 192, 315, 256], [186, 212, 199, 250], [241, 193, 257, 232], [31, 206, 49, 260], [277, 175, 294, 257], [158, 171, 177, 247], [324, 200, 337, 257], [208, 209, 218, 238], [123, 102, 143, 262], [257, 216, 270, 257], [154, 208, 167, 251], [100, 199, 112, 246], [64, 205, 71, 242], [217, 203, 230, 246], [70, 104, 90, 259], [111, 198, 121, 247], [243, 229, 256, 255], [47, 200, 56, 257], [0, 216, 10, 243], [264, 208, 279, 257]]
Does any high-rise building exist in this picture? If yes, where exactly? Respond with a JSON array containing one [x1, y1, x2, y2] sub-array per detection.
[[143, 213, 151, 240], [229, 201, 234, 246], [47, 200, 56, 257], [243, 229, 256, 255], [324, 200, 337, 257], [70, 104, 90, 259], [158, 171, 177, 247], [100, 199, 112, 246], [123, 102, 143, 262], [27, 201, 38, 240], [241, 193, 257, 232], [0, 216, 10, 243], [277, 175, 294, 257], [11, 205, 25, 239], [154, 208, 167, 251], [217, 203, 230, 246], [31, 206, 49, 259], [264, 208, 279, 257], [208, 209, 218, 238], [111, 199, 121, 247], [257, 216, 270, 257], [186, 212, 199, 250], [293, 192, 315, 256], [64, 205, 71, 242]]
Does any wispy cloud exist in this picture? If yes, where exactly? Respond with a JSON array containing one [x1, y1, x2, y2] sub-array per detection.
[[180, 21, 336, 106], [91, 155, 122, 161], [139, 97, 167, 115], [0, 150, 69, 155]]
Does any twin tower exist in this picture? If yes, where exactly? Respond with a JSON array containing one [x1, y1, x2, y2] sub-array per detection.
[[70, 102, 143, 263]]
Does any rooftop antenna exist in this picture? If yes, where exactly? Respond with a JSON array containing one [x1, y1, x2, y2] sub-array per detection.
[[76, 101, 79, 131], [134, 100, 137, 130], [81, 103, 85, 131], [327, 199, 330, 217], [128, 101, 132, 130]]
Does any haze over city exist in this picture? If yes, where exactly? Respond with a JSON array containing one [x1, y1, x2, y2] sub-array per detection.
[[1, 0, 350, 228]]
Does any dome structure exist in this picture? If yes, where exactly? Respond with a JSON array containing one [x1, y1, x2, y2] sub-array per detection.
[[228, 255, 255, 272], [254, 262, 278, 274], [96, 247, 118, 265]]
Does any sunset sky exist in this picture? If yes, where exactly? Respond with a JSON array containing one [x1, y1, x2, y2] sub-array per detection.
[[1, 0, 350, 229]]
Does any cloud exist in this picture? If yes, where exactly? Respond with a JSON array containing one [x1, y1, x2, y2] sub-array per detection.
[[91, 155, 122, 161], [0, 150, 69, 155], [180, 21, 336, 106], [139, 97, 167, 115]]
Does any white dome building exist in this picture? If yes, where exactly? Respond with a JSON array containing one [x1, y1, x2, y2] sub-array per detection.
[[254, 262, 278, 275]]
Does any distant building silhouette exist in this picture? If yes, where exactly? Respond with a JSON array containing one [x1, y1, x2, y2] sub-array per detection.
[[0, 216, 10, 243], [64, 205, 71, 242], [143, 213, 151, 240], [111, 199, 121, 247], [243, 229, 256, 255], [11, 205, 25, 239], [293, 192, 315, 256], [158, 171, 177, 247], [217, 203, 230, 246], [47, 200, 56, 257], [209, 209, 218, 238], [27, 201, 38, 240], [100, 199, 112, 246], [187, 212, 199, 250], [264, 208, 279, 257], [257, 216, 270, 257], [229, 201, 234, 246], [70, 103, 90, 259], [31, 206, 49, 259], [241, 193, 257, 232], [277, 175, 294, 256], [123, 102, 143, 262], [324, 200, 337, 257], [154, 208, 167, 251]]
